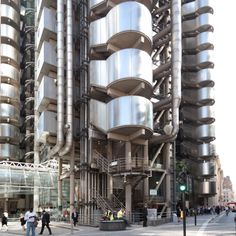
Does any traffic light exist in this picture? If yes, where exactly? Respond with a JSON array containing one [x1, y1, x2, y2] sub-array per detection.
[[179, 184, 187, 192]]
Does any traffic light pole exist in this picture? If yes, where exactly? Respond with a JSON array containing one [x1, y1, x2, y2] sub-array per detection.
[[182, 192, 186, 236]]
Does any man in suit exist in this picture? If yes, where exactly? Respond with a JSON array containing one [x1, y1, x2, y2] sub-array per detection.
[[39, 210, 52, 235], [71, 208, 79, 227]]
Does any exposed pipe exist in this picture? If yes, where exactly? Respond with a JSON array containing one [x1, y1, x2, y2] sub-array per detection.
[[59, 0, 73, 156], [49, 0, 65, 157], [151, 0, 182, 144]]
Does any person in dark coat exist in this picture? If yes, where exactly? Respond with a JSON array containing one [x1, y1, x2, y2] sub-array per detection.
[[143, 204, 148, 227], [39, 210, 52, 235], [71, 208, 79, 227], [1, 213, 8, 231]]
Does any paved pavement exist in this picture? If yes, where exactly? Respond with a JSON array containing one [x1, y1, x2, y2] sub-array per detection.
[[0, 214, 223, 236]]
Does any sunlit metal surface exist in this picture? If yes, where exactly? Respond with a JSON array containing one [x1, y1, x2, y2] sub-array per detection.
[[37, 76, 57, 112], [182, 87, 214, 105], [0, 124, 20, 143], [0, 144, 20, 161], [0, 83, 20, 104], [37, 7, 56, 50], [90, 48, 153, 98], [182, 69, 215, 88], [0, 63, 20, 86], [182, 0, 213, 16], [1, 4, 20, 28], [0, 44, 20, 68], [181, 105, 215, 124], [0, 103, 20, 125], [198, 181, 216, 195], [36, 41, 57, 83], [182, 123, 215, 142], [38, 111, 57, 142], [90, 2, 152, 54], [107, 96, 153, 136], [0, 24, 20, 48], [182, 13, 213, 34]]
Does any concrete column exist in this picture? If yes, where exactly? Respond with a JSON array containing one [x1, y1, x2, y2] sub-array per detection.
[[125, 141, 132, 220], [4, 199, 8, 212], [125, 181, 132, 221], [58, 158, 63, 211], [143, 143, 149, 201]]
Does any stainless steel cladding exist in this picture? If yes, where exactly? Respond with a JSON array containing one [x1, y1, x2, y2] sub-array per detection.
[[90, 99, 107, 132], [1, 44, 20, 68], [0, 64, 20, 86], [182, 69, 215, 88], [38, 111, 57, 142], [1, 4, 20, 28], [197, 162, 215, 177], [37, 76, 57, 112], [107, 96, 153, 137], [89, 0, 152, 11], [36, 41, 57, 83], [0, 0, 20, 161], [90, 48, 153, 98], [0, 144, 20, 161], [90, 96, 153, 137], [37, 7, 57, 50], [181, 106, 215, 124], [182, 124, 215, 142], [180, 141, 216, 158], [0, 124, 20, 144], [182, 87, 214, 105], [181, 0, 215, 194], [0, 104, 20, 126], [1, 24, 20, 48], [0, 84, 20, 105], [198, 181, 216, 195], [89, 2, 152, 54]]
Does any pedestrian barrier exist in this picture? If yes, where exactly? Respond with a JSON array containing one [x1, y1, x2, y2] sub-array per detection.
[[99, 220, 126, 231]]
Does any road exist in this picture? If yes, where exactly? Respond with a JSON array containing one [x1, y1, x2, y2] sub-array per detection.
[[1, 212, 236, 236]]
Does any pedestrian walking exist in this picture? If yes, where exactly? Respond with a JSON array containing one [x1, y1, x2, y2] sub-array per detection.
[[71, 208, 79, 227], [1, 212, 8, 231], [20, 213, 26, 231], [142, 204, 148, 227], [24, 208, 37, 236], [39, 210, 52, 235]]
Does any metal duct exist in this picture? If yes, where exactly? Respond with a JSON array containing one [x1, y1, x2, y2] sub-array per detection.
[[151, 0, 182, 143], [59, 0, 73, 156], [49, 0, 65, 157]]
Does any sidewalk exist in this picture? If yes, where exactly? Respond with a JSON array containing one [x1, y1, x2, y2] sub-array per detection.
[[4, 214, 221, 236]]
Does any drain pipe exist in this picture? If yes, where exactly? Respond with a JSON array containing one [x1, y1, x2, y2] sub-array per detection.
[[59, 0, 73, 156], [49, 0, 65, 157], [151, 0, 182, 144]]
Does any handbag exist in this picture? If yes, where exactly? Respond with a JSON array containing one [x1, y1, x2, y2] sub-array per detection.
[[34, 220, 38, 227]]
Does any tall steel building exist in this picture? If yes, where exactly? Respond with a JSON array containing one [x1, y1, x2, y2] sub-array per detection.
[[0, 0, 216, 224]]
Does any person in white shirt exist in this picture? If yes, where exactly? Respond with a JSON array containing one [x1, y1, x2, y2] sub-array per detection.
[[24, 208, 37, 236]]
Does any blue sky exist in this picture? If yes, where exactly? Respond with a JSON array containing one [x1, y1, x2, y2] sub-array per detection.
[[214, 1, 236, 188]]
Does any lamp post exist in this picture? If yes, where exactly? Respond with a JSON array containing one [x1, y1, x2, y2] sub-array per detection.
[[180, 184, 187, 236]]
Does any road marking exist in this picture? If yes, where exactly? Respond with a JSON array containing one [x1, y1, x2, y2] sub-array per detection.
[[196, 219, 210, 236]]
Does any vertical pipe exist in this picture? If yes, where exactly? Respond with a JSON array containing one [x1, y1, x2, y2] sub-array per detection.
[[49, 0, 65, 157], [143, 143, 149, 202], [34, 0, 40, 212], [58, 158, 62, 211], [70, 143, 75, 233], [59, 0, 73, 156]]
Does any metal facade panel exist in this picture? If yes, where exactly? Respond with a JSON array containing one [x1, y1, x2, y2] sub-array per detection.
[[37, 76, 57, 112]]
